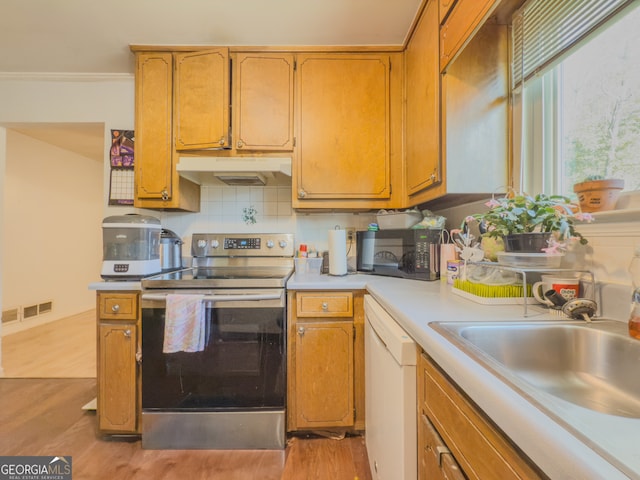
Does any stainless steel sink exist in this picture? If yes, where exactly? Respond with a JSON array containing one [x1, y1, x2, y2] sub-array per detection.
[[431, 320, 640, 418]]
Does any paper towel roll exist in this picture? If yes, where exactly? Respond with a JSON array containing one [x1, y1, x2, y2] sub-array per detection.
[[328, 229, 348, 276]]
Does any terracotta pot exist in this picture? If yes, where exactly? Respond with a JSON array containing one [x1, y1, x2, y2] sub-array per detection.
[[573, 178, 624, 213], [502, 232, 551, 253]]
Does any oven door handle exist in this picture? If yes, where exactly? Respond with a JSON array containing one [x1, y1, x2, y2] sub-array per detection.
[[141, 293, 283, 302]]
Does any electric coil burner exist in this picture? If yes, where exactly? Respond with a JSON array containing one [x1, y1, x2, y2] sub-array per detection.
[[140, 233, 294, 450]]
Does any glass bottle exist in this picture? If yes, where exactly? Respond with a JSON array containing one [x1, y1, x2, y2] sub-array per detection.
[[628, 245, 640, 339]]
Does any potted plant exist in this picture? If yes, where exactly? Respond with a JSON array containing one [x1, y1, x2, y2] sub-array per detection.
[[465, 193, 593, 253], [573, 175, 624, 213]]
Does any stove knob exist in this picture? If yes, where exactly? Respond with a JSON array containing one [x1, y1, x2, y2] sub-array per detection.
[[279, 240, 288, 249], [266, 240, 275, 248], [211, 240, 220, 249], [197, 239, 207, 248]]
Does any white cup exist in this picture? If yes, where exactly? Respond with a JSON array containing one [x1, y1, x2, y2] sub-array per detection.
[[532, 275, 580, 306]]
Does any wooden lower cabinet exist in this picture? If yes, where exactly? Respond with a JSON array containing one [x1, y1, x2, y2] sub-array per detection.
[[97, 292, 141, 434], [418, 351, 547, 480], [287, 290, 365, 432], [420, 412, 465, 480]]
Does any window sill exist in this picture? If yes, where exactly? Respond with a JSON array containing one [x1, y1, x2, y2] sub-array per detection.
[[587, 208, 640, 224]]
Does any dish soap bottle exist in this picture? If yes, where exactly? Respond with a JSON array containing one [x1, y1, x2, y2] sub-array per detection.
[[628, 245, 640, 339]]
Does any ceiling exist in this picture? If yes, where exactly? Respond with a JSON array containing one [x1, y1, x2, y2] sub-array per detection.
[[0, 0, 422, 75]]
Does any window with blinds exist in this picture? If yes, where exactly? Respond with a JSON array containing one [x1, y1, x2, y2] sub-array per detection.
[[512, 0, 634, 87]]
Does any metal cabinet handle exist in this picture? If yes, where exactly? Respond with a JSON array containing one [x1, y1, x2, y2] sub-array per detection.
[[161, 189, 169, 201], [237, 140, 244, 149], [321, 302, 329, 311], [123, 329, 131, 338], [111, 304, 120, 313], [219, 136, 226, 146], [297, 326, 305, 337], [298, 189, 307, 198]]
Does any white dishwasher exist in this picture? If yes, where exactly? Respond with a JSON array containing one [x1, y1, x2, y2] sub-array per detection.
[[364, 294, 417, 480]]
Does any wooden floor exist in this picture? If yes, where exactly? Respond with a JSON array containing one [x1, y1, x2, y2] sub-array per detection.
[[0, 378, 372, 480], [1, 310, 96, 378]]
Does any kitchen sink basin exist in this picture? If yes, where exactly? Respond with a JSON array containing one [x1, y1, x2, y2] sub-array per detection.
[[431, 320, 640, 418]]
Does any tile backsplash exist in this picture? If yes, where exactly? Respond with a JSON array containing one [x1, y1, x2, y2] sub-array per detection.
[[154, 185, 375, 258]]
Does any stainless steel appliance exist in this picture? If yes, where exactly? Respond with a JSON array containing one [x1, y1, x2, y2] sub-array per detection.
[[159, 229, 183, 272], [356, 229, 442, 281], [140, 233, 294, 450], [101, 214, 162, 280]]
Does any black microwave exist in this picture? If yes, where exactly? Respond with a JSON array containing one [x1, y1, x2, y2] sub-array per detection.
[[356, 229, 442, 281]]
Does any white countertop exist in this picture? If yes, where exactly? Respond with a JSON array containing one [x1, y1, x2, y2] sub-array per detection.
[[88, 280, 141, 291], [289, 273, 637, 480]]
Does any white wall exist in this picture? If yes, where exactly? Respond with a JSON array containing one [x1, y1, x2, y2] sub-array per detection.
[[3, 130, 103, 322], [0, 74, 135, 350]]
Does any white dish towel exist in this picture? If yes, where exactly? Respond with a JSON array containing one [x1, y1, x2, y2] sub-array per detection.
[[163, 294, 206, 353]]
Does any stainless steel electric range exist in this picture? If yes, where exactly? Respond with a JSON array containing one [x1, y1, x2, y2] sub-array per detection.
[[140, 233, 294, 450]]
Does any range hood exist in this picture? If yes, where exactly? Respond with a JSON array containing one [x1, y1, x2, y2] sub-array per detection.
[[177, 156, 292, 186]]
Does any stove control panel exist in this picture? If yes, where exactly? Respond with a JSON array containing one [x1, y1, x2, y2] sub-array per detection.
[[191, 233, 294, 258]]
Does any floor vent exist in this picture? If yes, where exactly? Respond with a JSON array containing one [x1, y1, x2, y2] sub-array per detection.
[[38, 301, 53, 315], [23, 304, 39, 319], [2, 307, 20, 324]]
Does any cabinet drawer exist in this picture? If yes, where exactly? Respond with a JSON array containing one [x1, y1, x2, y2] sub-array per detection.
[[420, 353, 544, 480], [295, 292, 353, 318], [99, 293, 138, 320], [420, 413, 465, 480]]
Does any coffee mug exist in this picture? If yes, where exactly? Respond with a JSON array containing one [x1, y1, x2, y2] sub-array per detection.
[[533, 275, 580, 306]]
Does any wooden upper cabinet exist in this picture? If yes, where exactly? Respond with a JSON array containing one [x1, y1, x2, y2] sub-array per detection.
[[134, 52, 201, 210], [135, 52, 173, 200], [174, 48, 230, 150], [440, 0, 498, 71], [233, 53, 295, 151], [295, 54, 391, 202], [439, 0, 458, 23], [405, 0, 441, 198]]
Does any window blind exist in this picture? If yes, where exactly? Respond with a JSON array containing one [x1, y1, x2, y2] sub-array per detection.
[[512, 0, 634, 87]]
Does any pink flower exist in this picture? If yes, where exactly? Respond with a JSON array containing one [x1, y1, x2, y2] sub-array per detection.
[[485, 198, 501, 208], [541, 244, 562, 254], [574, 212, 594, 222]]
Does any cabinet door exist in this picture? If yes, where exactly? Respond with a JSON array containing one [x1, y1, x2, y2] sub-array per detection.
[[440, 0, 497, 71], [405, 0, 441, 197], [294, 320, 354, 428], [174, 48, 230, 150], [135, 52, 173, 200], [295, 54, 391, 201], [439, 0, 457, 23], [234, 53, 294, 151], [98, 322, 137, 433]]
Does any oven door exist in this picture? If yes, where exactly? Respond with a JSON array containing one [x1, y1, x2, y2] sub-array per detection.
[[141, 289, 285, 410]]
